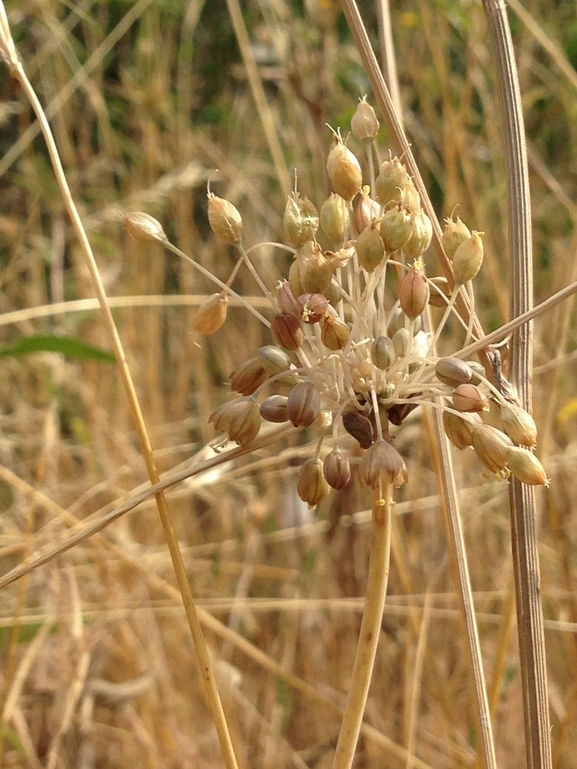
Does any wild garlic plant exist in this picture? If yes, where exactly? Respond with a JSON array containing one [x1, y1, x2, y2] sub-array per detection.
[[125, 96, 547, 502]]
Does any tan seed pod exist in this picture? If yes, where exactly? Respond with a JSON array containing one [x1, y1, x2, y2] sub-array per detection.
[[428, 276, 452, 307], [286, 381, 321, 428], [321, 315, 350, 351], [327, 135, 362, 202], [387, 307, 405, 337], [193, 292, 228, 335], [356, 220, 386, 272], [298, 293, 329, 324], [277, 280, 302, 316], [354, 188, 381, 232], [358, 439, 408, 490], [472, 423, 512, 472], [399, 267, 429, 319], [392, 327, 411, 358], [443, 410, 480, 450], [342, 409, 375, 449], [351, 96, 379, 143], [435, 357, 473, 387], [320, 193, 350, 241], [229, 357, 268, 396], [442, 214, 471, 260], [257, 345, 292, 376], [452, 383, 488, 413], [271, 312, 304, 350], [259, 394, 289, 423], [207, 193, 243, 244], [453, 231, 484, 284], [371, 336, 396, 370], [379, 203, 414, 253], [301, 243, 333, 294], [402, 208, 433, 259], [298, 458, 331, 507], [375, 157, 411, 206], [323, 447, 351, 490], [283, 192, 319, 248], [506, 446, 548, 486], [123, 212, 167, 244], [499, 401, 538, 447], [209, 397, 260, 446]]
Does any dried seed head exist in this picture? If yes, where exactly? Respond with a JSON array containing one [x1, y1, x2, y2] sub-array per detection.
[[193, 292, 228, 335], [320, 193, 350, 241], [342, 409, 375, 449], [357, 220, 386, 272], [327, 134, 363, 201], [321, 315, 350, 350], [506, 446, 548, 486], [399, 266, 430, 319], [257, 345, 292, 376], [375, 157, 412, 206], [443, 410, 480, 450], [209, 397, 261, 446], [259, 394, 289, 423], [359, 439, 408, 489], [452, 231, 484, 284], [402, 208, 433, 259], [428, 276, 452, 307], [283, 192, 319, 248], [354, 188, 381, 232], [379, 203, 414, 252], [442, 214, 471, 260], [323, 447, 351, 490], [435, 357, 473, 387], [298, 293, 329, 324], [271, 312, 304, 350], [392, 327, 411, 358], [301, 242, 333, 294], [452, 383, 488, 413], [499, 401, 538, 447], [123, 212, 167, 244], [286, 381, 321, 427], [297, 458, 331, 507], [371, 335, 396, 370], [351, 96, 380, 143], [229, 357, 269, 396], [472, 423, 512, 473], [277, 280, 302, 316], [207, 193, 243, 245]]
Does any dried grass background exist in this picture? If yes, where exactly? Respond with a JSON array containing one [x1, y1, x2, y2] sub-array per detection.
[[1, 1, 577, 767]]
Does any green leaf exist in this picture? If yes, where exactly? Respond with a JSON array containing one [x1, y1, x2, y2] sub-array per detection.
[[0, 335, 116, 363]]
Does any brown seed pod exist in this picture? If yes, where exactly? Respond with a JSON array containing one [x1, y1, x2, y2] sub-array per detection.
[[471, 423, 512, 473], [283, 192, 319, 248], [321, 315, 350, 351], [379, 203, 414, 252], [207, 193, 243, 244], [320, 193, 350, 241], [277, 280, 302, 316], [402, 209, 433, 259], [271, 312, 304, 351], [286, 381, 320, 427], [499, 401, 538, 447], [229, 357, 268, 396], [452, 231, 484, 284], [327, 135, 362, 202], [298, 293, 329, 324], [259, 395, 289, 423], [351, 96, 379, 143], [323, 447, 351, 490], [442, 411, 480, 450], [358, 439, 408, 489], [435, 357, 473, 387], [257, 345, 292, 376], [452, 383, 488, 413], [506, 446, 548, 486], [297, 458, 331, 506], [428, 276, 452, 307], [193, 292, 228, 335], [123, 212, 167, 244], [209, 397, 261, 446], [399, 267, 429, 319], [357, 220, 386, 272], [342, 409, 375, 449], [354, 188, 381, 232]]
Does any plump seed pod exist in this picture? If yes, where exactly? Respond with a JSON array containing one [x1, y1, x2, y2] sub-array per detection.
[[442, 215, 471, 260], [499, 401, 538, 447], [472, 423, 512, 473], [323, 280, 341, 307], [402, 209, 433, 259], [321, 315, 350, 350], [342, 409, 375, 449], [301, 243, 333, 294], [452, 231, 484, 284], [323, 447, 351, 490], [194, 292, 228, 335], [298, 458, 331, 506], [277, 280, 301, 316], [506, 446, 548, 486], [257, 345, 292, 376], [286, 381, 320, 428], [288, 255, 306, 299], [351, 96, 379, 143], [359, 439, 408, 489], [392, 327, 411, 358], [357, 220, 386, 272], [207, 193, 243, 244], [443, 411, 480, 450], [354, 188, 381, 232], [327, 135, 363, 202], [428, 276, 452, 307], [283, 192, 319, 248], [320, 193, 350, 241], [298, 293, 328, 324], [259, 394, 289, 423], [399, 267, 429, 319], [387, 307, 405, 337], [435, 357, 473, 387], [371, 336, 396, 370], [379, 203, 414, 253], [375, 157, 411, 206], [271, 312, 304, 350], [123, 212, 167, 244], [209, 397, 261, 446], [452, 383, 488, 413], [229, 357, 268, 396]]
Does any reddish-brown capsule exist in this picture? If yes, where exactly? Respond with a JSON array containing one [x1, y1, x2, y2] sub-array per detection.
[[452, 383, 488, 413], [277, 280, 302, 316], [342, 409, 375, 449], [358, 439, 408, 489], [428, 276, 452, 307], [193, 292, 228, 335], [297, 459, 331, 507], [399, 267, 429, 319], [229, 357, 268, 396], [323, 447, 351, 490], [271, 312, 304, 351], [209, 397, 261, 447], [286, 381, 320, 428], [298, 293, 328, 324]]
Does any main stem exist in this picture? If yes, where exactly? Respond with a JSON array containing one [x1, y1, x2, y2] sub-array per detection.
[[332, 486, 393, 769]]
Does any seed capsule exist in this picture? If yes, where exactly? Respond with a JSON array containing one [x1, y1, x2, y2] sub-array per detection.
[[298, 293, 328, 324], [321, 315, 350, 350], [323, 447, 351, 490], [298, 459, 331, 506], [428, 276, 452, 307], [354, 188, 381, 232], [357, 220, 386, 272], [342, 409, 375, 449], [351, 96, 379, 143], [399, 267, 429, 319], [471, 423, 512, 473], [209, 397, 261, 446], [452, 231, 484, 284], [371, 336, 396, 370], [283, 192, 319, 248], [286, 381, 320, 427], [506, 446, 548, 486], [277, 280, 301, 316], [402, 209, 433, 259], [193, 292, 228, 335], [327, 135, 362, 202], [392, 327, 411, 358], [320, 193, 350, 241], [435, 357, 472, 387], [379, 203, 414, 252], [207, 193, 243, 244], [499, 401, 538, 447], [375, 157, 411, 206], [358, 439, 408, 489], [229, 357, 268, 396], [259, 395, 289, 423], [452, 383, 488, 413], [271, 312, 304, 350], [257, 345, 292, 376], [123, 212, 167, 244], [442, 214, 471, 260], [443, 411, 480, 450], [301, 243, 333, 294]]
